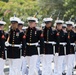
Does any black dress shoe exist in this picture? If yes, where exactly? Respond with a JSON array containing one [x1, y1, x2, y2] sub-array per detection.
[[38, 69, 42, 75], [62, 72, 66, 75], [74, 65, 76, 69]]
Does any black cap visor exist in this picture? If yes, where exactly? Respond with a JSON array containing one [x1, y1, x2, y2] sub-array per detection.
[[11, 21, 18, 24], [28, 20, 35, 22], [45, 21, 51, 24], [67, 24, 72, 26], [62, 26, 66, 28], [0, 24, 4, 26], [57, 23, 63, 25], [18, 23, 23, 26]]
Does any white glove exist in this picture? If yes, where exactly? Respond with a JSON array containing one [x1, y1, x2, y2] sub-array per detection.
[[70, 43, 75, 46], [52, 42, 56, 45], [55, 53, 59, 56], [5, 41, 10, 47], [60, 43, 67, 46], [19, 44, 22, 48]]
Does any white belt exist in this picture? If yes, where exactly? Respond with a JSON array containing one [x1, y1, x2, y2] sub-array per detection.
[[44, 41, 56, 45], [9, 44, 22, 48], [59, 42, 67, 46], [5, 41, 22, 48], [26, 42, 38, 46], [70, 43, 75, 46]]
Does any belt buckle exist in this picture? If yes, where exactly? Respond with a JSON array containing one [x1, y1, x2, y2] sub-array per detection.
[[46, 41, 48, 43], [28, 43, 30, 46], [12, 44, 14, 47]]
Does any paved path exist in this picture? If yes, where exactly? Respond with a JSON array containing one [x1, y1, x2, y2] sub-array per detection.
[[4, 61, 76, 75]]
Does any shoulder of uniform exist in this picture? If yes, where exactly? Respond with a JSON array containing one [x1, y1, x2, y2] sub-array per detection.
[[62, 31, 67, 35], [74, 31, 76, 33], [24, 27, 28, 33], [51, 27, 56, 31], [64, 31, 67, 33], [20, 30, 24, 33], [70, 30, 75, 34], [62, 30, 67, 34], [53, 29, 57, 32], [25, 27, 28, 31], [5, 30, 10, 34], [20, 31, 24, 35], [37, 29, 42, 33], [0, 30, 4, 32], [36, 27, 42, 31], [35, 28, 41, 32]]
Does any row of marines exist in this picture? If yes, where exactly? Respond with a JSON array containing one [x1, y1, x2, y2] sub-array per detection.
[[0, 16, 76, 75]]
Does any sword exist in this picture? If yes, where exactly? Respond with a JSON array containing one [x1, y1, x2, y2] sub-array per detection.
[[64, 44, 67, 74], [19, 44, 22, 57], [20, 47, 22, 57], [70, 43, 76, 74], [59, 43, 67, 55], [37, 45, 42, 75], [5, 47, 7, 60], [59, 42, 67, 74], [64, 45, 66, 55], [51, 42, 56, 73], [53, 42, 56, 55]]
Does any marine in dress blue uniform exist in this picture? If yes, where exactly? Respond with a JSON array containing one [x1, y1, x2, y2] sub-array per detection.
[[65, 21, 76, 75], [25, 17, 44, 75], [42, 17, 56, 75], [54, 20, 67, 75], [5, 16, 26, 75], [0, 20, 6, 75]]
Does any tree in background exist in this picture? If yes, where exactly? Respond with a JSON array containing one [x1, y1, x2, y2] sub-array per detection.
[[1, 0, 9, 2], [0, 0, 39, 30], [0, 0, 76, 30], [64, 0, 76, 22], [37, 0, 65, 19]]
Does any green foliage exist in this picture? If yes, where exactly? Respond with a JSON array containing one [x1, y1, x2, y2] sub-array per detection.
[[0, 0, 76, 30], [64, 0, 76, 21], [0, 0, 9, 2], [37, 0, 65, 20], [0, 0, 39, 30]]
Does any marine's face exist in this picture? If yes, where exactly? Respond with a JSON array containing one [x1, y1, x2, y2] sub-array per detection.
[[11, 22, 18, 29], [56, 24, 62, 30], [45, 22, 52, 28], [29, 21, 36, 28], [18, 25, 23, 30], [0, 25, 4, 30], [67, 25, 72, 30]]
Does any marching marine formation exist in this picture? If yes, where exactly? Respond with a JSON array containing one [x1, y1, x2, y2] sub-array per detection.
[[1, 14, 76, 75]]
